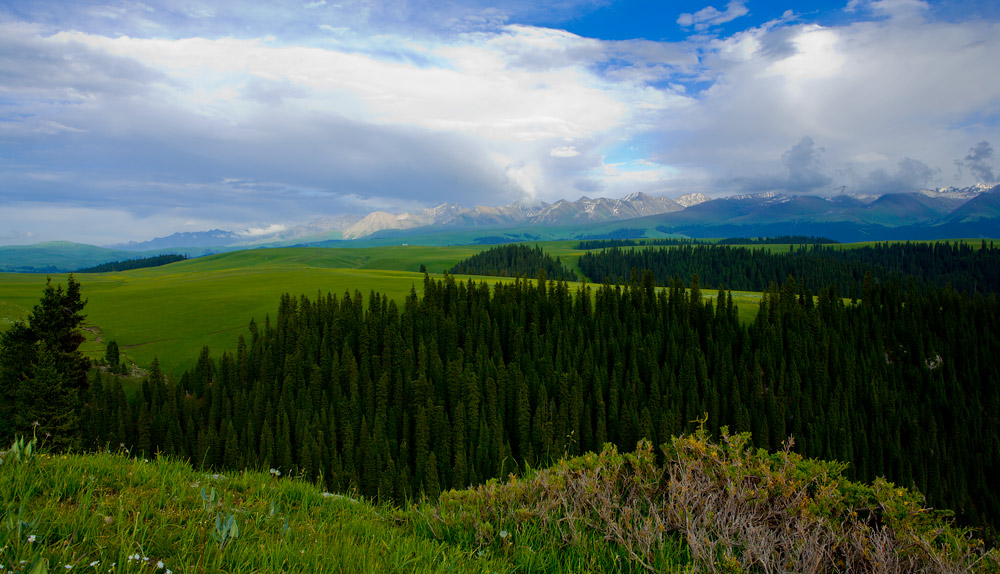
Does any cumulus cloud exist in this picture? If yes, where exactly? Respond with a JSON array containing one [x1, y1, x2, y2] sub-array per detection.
[[955, 141, 996, 184], [730, 137, 833, 194], [677, 1, 750, 31], [1, 0, 999, 244], [852, 157, 939, 194], [652, 2, 1000, 198], [550, 146, 581, 158], [0, 18, 683, 242]]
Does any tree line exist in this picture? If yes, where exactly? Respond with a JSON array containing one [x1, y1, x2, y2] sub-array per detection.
[[578, 240, 1000, 295], [449, 244, 577, 281], [61, 272, 1000, 540], [715, 235, 837, 245], [574, 238, 707, 250], [574, 236, 834, 250], [76, 253, 187, 273]]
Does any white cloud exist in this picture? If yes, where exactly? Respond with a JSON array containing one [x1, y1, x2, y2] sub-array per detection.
[[655, 5, 1000, 194], [678, 1, 749, 31], [762, 26, 843, 82], [1, 1, 998, 244], [550, 146, 580, 157], [241, 223, 287, 236]]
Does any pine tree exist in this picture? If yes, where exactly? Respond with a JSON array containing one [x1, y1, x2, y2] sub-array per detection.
[[0, 275, 90, 445]]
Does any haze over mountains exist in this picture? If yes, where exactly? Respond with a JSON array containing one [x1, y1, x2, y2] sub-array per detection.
[[109, 185, 997, 250], [1, 185, 997, 273]]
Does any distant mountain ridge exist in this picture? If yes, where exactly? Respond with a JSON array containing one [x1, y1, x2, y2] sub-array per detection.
[[638, 185, 1000, 241], [341, 192, 684, 239], [108, 230, 241, 251], [3, 186, 997, 273], [97, 185, 1000, 247]]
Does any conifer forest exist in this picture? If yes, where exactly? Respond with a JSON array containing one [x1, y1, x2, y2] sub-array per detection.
[[64, 260, 999, 542]]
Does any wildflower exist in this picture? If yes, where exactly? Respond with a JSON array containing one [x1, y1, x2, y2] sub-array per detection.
[[499, 530, 508, 539], [157, 561, 164, 569], [65, 565, 73, 570], [27, 535, 36, 543], [90, 561, 100, 567]]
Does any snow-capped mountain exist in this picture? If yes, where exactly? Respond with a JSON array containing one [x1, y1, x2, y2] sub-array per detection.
[[341, 192, 683, 239]]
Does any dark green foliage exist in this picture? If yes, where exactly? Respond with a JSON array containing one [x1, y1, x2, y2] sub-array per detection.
[[75, 253, 187, 273], [579, 240, 1000, 295], [83, 271, 1000, 540], [575, 227, 648, 240], [105, 340, 120, 369], [0, 275, 89, 447], [574, 237, 707, 250], [472, 233, 541, 245], [449, 244, 577, 281], [715, 235, 838, 245]]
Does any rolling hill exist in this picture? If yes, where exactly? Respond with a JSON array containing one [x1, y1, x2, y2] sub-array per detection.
[[0, 242, 214, 273]]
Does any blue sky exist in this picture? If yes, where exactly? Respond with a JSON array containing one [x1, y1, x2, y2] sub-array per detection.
[[1, 0, 998, 245]]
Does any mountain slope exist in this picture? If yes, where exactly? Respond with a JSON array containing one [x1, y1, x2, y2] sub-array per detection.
[[0, 242, 208, 273], [942, 185, 1000, 223], [109, 229, 241, 251], [342, 192, 682, 239]]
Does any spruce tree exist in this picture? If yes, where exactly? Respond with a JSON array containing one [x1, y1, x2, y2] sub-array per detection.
[[0, 275, 89, 444]]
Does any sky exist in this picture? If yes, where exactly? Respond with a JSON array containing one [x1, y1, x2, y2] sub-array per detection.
[[1, 0, 999, 245]]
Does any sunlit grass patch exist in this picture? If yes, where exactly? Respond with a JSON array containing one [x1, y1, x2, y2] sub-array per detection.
[[0, 438, 515, 573]]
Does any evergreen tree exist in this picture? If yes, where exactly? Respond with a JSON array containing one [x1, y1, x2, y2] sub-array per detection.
[[0, 275, 89, 444]]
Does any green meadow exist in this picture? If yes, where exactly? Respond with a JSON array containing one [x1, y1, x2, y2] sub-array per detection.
[[0, 243, 760, 376], [3, 428, 993, 573]]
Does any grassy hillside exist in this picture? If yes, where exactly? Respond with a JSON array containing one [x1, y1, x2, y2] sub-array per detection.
[[0, 242, 216, 273], [0, 247, 517, 375], [0, 244, 758, 376], [3, 429, 995, 573], [0, 437, 517, 574]]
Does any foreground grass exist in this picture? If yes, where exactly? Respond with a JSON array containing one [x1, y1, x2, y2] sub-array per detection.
[[4, 428, 995, 574], [0, 440, 516, 573], [410, 428, 999, 573]]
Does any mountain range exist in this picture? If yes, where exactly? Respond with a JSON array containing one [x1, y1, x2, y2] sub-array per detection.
[[1, 186, 997, 272], [626, 185, 1000, 241], [340, 192, 696, 239]]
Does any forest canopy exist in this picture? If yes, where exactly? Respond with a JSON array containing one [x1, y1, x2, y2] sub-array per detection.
[[578, 240, 999, 295], [76, 271, 999, 540]]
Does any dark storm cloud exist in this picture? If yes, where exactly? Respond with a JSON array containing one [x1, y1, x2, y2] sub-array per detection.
[[853, 157, 939, 195], [955, 141, 996, 184], [731, 136, 833, 194]]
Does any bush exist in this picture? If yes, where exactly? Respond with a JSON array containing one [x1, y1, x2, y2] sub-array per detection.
[[415, 425, 999, 573]]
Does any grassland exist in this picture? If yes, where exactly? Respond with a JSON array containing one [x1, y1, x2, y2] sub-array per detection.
[[3, 428, 994, 573], [0, 245, 524, 375], [0, 438, 521, 574], [0, 243, 760, 376]]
